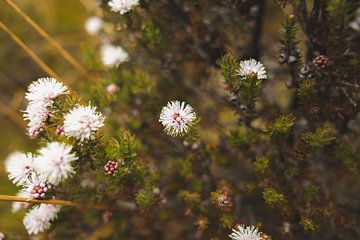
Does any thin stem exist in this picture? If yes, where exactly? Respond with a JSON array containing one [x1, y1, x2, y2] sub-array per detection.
[[4, 0, 89, 77], [0, 21, 63, 81], [0, 101, 26, 129], [0, 194, 111, 211]]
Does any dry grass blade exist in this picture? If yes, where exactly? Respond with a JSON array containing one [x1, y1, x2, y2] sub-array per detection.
[[0, 101, 26, 129], [0, 194, 111, 211], [4, 0, 89, 77], [0, 21, 63, 81]]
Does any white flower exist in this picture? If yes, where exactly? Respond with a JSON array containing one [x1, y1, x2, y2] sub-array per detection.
[[159, 101, 197, 137], [350, 8, 360, 32], [23, 101, 50, 137], [63, 105, 105, 141], [229, 225, 261, 240], [85, 16, 103, 35], [34, 142, 78, 185], [108, 0, 139, 15], [25, 77, 69, 104], [23, 204, 61, 235], [5, 152, 36, 186], [23, 174, 50, 199], [237, 59, 267, 80], [12, 190, 31, 213], [101, 43, 129, 67]]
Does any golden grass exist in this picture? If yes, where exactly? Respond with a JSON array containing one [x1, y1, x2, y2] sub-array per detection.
[[0, 21, 62, 81], [4, 0, 89, 77]]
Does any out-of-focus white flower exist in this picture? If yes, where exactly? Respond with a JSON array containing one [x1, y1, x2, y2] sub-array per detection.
[[63, 105, 105, 141], [350, 8, 360, 32], [12, 190, 31, 213], [159, 101, 197, 137], [23, 101, 50, 137], [237, 59, 267, 80], [85, 16, 103, 35], [25, 77, 69, 104], [0, 232, 4, 240], [34, 142, 78, 185], [23, 204, 61, 235], [100, 43, 129, 67], [108, 0, 139, 15], [5, 152, 36, 186], [229, 225, 261, 240], [24, 174, 50, 199]]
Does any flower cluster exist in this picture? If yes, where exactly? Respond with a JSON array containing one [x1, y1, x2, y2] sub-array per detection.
[[6, 77, 107, 235], [5, 141, 77, 234], [23, 77, 69, 137]]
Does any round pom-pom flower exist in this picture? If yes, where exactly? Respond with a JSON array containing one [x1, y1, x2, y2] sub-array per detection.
[[5, 152, 36, 186], [229, 225, 261, 240], [34, 142, 78, 185], [108, 0, 139, 15], [159, 101, 197, 137], [63, 105, 105, 141], [25, 77, 69, 104], [23, 204, 61, 235], [237, 59, 267, 80]]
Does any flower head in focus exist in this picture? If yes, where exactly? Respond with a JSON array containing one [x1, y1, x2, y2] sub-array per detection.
[[237, 59, 267, 80], [25, 77, 69, 104], [23, 204, 61, 235], [101, 43, 129, 68], [108, 0, 139, 15], [159, 101, 197, 137], [85, 16, 103, 35], [5, 152, 36, 186], [34, 142, 78, 185], [229, 225, 261, 240], [63, 105, 105, 141]]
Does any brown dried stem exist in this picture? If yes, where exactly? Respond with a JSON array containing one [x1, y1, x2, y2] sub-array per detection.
[[0, 194, 111, 211]]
